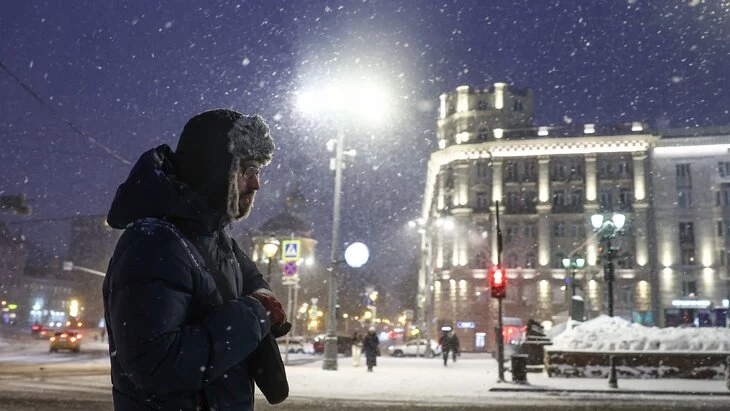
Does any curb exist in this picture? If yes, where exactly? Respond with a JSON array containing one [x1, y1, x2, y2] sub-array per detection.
[[489, 387, 730, 396]]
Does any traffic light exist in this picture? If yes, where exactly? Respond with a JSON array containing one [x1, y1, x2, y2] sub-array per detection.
[[489, 265, 506, 299]]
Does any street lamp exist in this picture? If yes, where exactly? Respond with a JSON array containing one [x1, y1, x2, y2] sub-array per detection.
[[297, 74, 392, 371], [561, 256, 586, 297], [408, 217, 435, 357], [591, 213, 626, 317], [262, 235, 280, 284], [62, 261, 105, 277]]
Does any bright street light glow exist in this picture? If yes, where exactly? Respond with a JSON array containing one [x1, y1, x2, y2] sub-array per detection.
[[296, 77, 394, 125], [440, 217, 455, 231], [69, 299, 79, 318]]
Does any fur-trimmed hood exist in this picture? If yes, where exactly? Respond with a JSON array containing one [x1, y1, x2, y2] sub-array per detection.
[[107, 109, 274, 231], [174, 109, 275, 226]]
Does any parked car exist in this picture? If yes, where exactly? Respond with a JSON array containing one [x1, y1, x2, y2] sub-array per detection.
[[387, 339, 441, 357], [49, 331, 82, 353], [312, 334, 353, 356]]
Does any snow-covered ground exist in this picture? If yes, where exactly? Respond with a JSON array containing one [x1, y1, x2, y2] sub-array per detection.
[[548, 316, 730, 352], [0, 332, 109, 365], [2, 329, 729, 406], [0, 347, 727, 407]]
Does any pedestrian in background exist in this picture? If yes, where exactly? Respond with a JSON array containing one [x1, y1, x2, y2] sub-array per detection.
[[363, 327, 379, 372], [352, 330, 363, 367], [439, 330, 452, 366], [449, 331, 460, 363]]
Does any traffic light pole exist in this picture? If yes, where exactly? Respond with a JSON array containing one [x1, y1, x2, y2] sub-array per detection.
[[495, 201, 505, 382]]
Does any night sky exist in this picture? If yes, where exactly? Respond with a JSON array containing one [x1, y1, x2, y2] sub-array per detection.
[[2, 1, 729, 311]]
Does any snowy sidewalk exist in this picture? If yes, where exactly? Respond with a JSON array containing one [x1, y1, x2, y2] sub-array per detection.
[[283, 354, 730, 405], [1, 348, 728, 406]]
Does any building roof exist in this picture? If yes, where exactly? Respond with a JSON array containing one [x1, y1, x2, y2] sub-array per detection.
[[258, 211, 313, 237]]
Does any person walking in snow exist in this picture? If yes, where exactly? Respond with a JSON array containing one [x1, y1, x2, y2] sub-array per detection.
[[439, 330, 452, 366], [103, 109, 287, 411], [363, 327, 379, 372], [351, 330, 364, 367], [449, 331, 460, 363]]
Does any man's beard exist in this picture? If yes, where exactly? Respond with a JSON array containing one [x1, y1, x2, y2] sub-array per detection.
[[236, 192, 255, 219]]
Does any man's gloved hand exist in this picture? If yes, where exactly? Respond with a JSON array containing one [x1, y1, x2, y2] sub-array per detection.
[[251, 289, 286, 327]]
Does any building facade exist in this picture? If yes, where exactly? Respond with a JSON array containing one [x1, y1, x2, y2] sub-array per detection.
[[66, 216, 121, 325], [650, 129, 730, 327], [248, 190, 321, 335], [421, 83, 660, 352], [0, 225, 76, 326]]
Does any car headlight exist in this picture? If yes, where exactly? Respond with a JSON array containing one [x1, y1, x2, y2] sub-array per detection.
[[387, 346, 394, 351]]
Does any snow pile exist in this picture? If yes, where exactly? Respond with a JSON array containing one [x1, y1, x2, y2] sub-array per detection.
[[548, 315, 730, 352]]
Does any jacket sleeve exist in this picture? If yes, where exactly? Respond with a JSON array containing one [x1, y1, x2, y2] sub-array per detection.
[[232, 239, 270, 295], [108, 226, 270, 394]]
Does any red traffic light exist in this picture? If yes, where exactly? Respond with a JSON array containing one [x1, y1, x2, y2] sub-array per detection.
[[489, 265, 507, 299], [493, 268, 504, 285]]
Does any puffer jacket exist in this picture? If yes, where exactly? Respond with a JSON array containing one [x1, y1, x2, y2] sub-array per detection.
[[103, 145, 270, 411]]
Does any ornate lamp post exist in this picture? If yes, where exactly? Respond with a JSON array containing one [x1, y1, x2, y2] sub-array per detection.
[[262, 235, 280, 284], [591, 213, 626, 317]]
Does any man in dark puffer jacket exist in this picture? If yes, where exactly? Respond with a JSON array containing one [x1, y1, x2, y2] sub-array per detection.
[[103, 109, 286, 410]]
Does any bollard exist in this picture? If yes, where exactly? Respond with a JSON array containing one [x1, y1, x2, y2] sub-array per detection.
[[511, 354, 529, 384], [608, 355, 618, 389], [726, 356, 730, 391]]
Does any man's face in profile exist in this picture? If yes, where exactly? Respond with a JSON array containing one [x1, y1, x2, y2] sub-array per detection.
[[236, 161, 262, 219]]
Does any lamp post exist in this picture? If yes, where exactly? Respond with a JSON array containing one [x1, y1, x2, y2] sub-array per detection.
[[561, 256, 586, 297], [591, 213, 626, 317], [297, 74, 392, 371], [62, 261, 105, 277], [262, 235, 280, 284], [408, 218, 433, 357]]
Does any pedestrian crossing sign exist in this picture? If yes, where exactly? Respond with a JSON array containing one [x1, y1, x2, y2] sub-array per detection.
[[281, 240, 301, 261]]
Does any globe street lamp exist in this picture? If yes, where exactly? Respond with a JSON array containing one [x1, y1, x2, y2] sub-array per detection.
[[591, 213, 626, 317], [262, 235, 280, 284], [297, 74, 392, 371]]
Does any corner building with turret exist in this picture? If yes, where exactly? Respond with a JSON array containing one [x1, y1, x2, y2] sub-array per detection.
[[421, 83, 662, 353]]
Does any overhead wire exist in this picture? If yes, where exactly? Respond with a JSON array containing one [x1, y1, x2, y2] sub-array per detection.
[[0, 60, 131, 166]]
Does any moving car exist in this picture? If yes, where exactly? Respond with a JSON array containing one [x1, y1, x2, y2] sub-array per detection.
[[49, 331, 82, 353], [31, 324, 50, 339], [387, 339, 441, 357]]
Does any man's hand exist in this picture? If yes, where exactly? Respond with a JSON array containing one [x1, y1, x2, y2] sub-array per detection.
[[251, 289, 286, 327]]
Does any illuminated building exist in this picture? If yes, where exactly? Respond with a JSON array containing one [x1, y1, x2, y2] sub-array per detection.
[[650, 129, 730, 326], [421, 83, 658, 352]]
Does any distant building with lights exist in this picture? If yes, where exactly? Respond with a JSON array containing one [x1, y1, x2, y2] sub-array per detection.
[[66, 215, 121, 325], [420, 83, 729, 352], [249, 190, 320, 333], [0, 225, 75, 326], [650, 128, 730, 327]]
